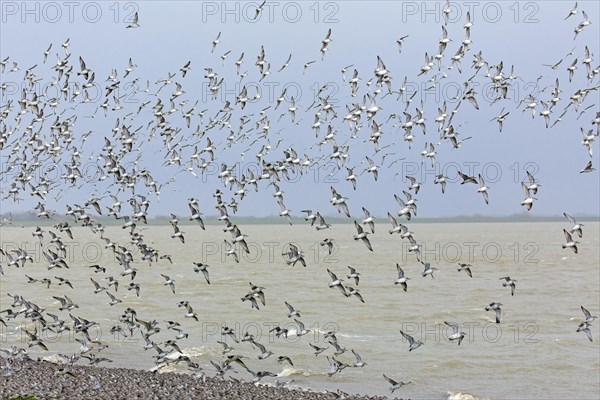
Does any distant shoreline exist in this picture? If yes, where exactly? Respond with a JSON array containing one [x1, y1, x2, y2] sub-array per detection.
[[1, 215, 599, 227]]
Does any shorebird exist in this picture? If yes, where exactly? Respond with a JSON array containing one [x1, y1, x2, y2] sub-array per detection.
[[294, 319, 310, 336], [457, 263, 473, 278], [88, 264, 106, 274], [564, 213, 583, 237], [491, 108, 510, 132], [408, 237, 421, 261], [326, 356, 340, 377], [224, 240, 239, 263], [395, 194, 413, 220], [383, 374, 411, 392], [399, 330, 424, 351], [402, 190, 418, 216], [562, 229, 579, 253], [434, 174, 447, 193], [161, 274, 176, 294], [577, 321, 593, 342], [327, 269, 347, 296], [304, 60, 315, 74], [193, 262, 210, 285], [361, 207, 375, 233], [179, 60, 191, 78], [185, 304, 199, 321], [445, 322, 467, 345], [269, 326, 289, 339], [53, 295, 79, 311], [277, 355, 294, 366], [106, 291, 122, 306], [574, 12, 591, 39], [278, 199, 293, 225], [387, 212, 402, 235], [32, 226, 44, 243], [477, 174, 489, 204], [127, 282, 140, 297], [520, 182, 536, 211], [285, 301, 301, 318], [217, 341, 233, 355], [394, 264, 411, 291], [345, 286, 365, 303], [25, 328, 48, 351], [188, 202, 205, 229], [211, 32, 221, 53], [363, 156, 378, 181], [251, 340, 273, 360], [581, 306, 598, 323], [485, 302, 503, 323], [346, 167, 357, 190], [283, 244, 306, 267], [320, 28, 332, 59], [320, 238, 336, 255], [405, 175, 421, 193], [524, 170, 541, 194], [302, 209, 318, 225], [353, 221, 373, 251], [276, 54, 292, 73], [347, 266, 361, 285], [421, 262, 438, 278], [565, 2, 577, 20], [458, 171, 478, 185], [231, 225, 250, 254], [500, 276, 517, 296], [580, 161, 595, 173], [171, 225, 185, 243], [126, 12, 140, 28], [330, 186, 350, 217], [336, 349, 360, 369], [90, 278, 107, 293], [55, 277, 73, 289], [252, 0, 267, 19], [309, 343, 328, 356], [315, 213, 331, 230]]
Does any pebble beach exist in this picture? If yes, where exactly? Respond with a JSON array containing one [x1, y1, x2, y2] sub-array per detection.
[[0, 360, 395, 400]]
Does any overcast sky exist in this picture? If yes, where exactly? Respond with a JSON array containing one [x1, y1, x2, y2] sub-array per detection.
[[1, 1, 599, 219]]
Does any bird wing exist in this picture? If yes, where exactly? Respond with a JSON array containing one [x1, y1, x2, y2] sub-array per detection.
[[581, 306, 591, 319], [563, 229, 573, 242], [564, 213, 575, 225], [396, 263, 404, 278], [444, 321, 459, 333], [383, 374, 398, 385], [362, 237, 373, 251], [327, 269, 338, 281], [285, 302, 293, 312]]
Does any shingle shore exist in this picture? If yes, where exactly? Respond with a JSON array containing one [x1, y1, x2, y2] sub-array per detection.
[[0, 360, 399, 400]]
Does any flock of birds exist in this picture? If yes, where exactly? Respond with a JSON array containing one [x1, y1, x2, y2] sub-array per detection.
[[0, 1, 599, 396]]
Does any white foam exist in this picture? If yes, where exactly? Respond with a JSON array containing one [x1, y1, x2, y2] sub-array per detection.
[[447, 390, 488, 400], [278, 367, 311, 377]]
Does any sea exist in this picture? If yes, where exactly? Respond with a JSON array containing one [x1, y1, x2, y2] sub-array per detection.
[[1, 221, 599, 399]]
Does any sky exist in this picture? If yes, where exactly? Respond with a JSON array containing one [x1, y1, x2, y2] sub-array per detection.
[[0, 0, 599, 219]]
